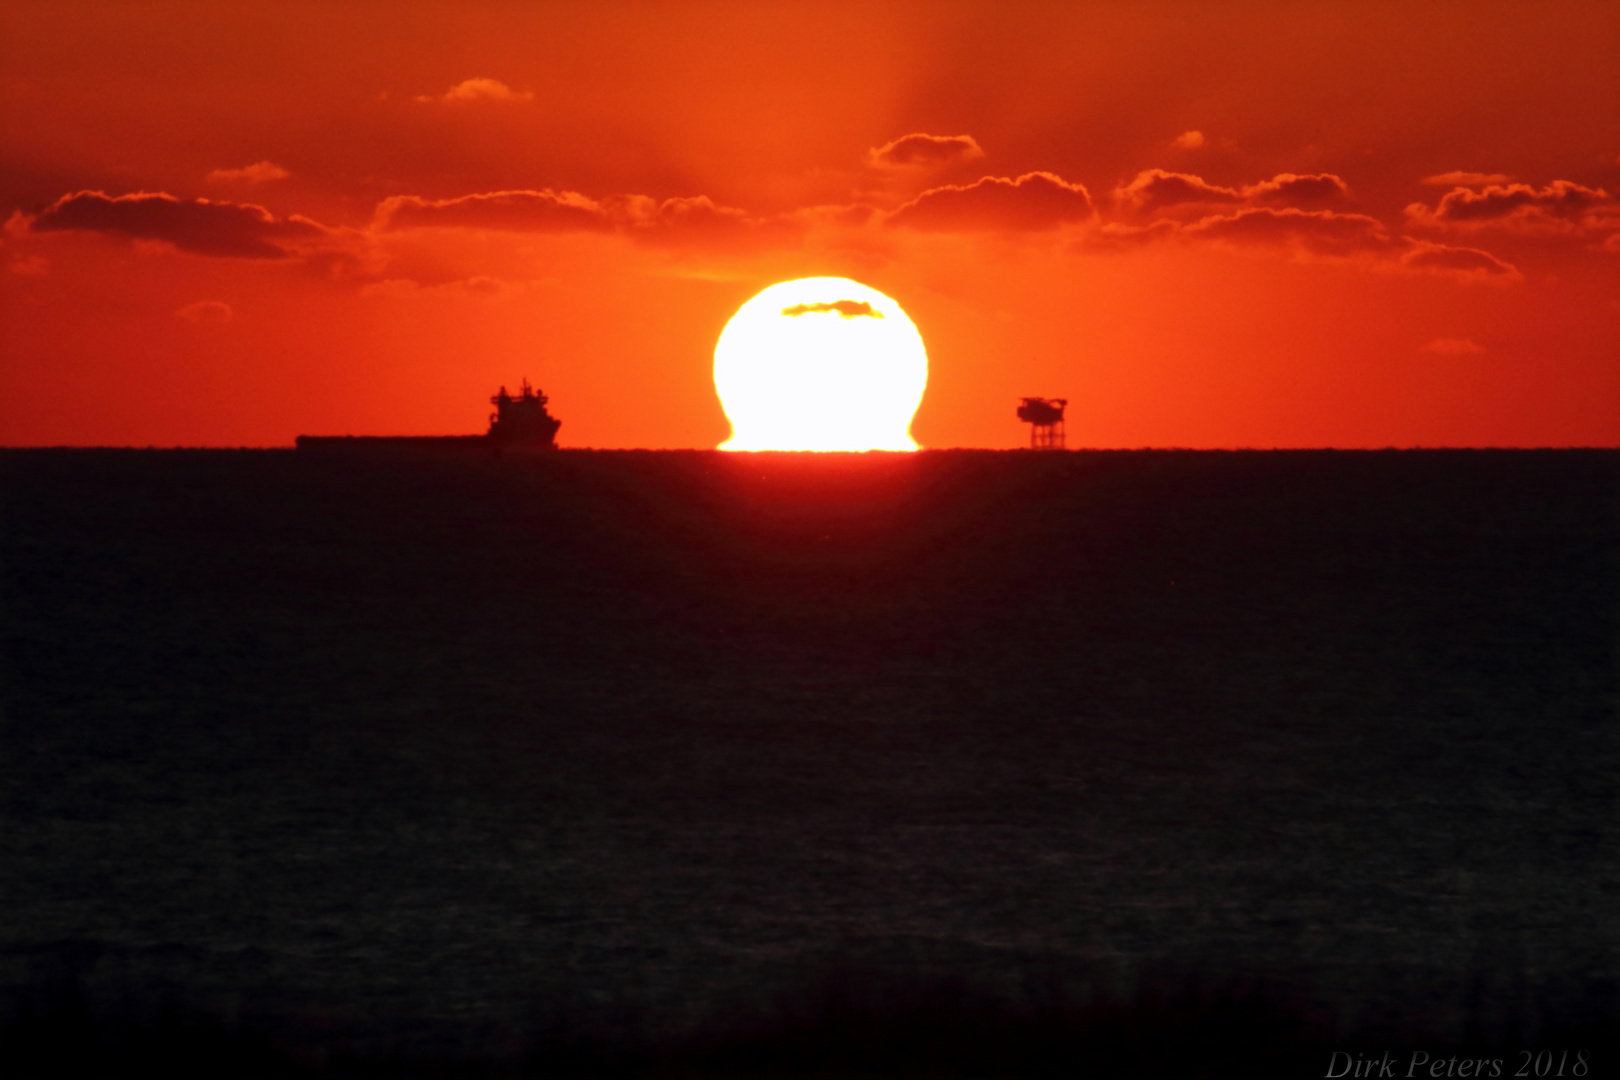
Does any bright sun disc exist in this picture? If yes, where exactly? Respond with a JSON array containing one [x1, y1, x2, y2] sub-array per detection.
[[715, 277, 927, 451]]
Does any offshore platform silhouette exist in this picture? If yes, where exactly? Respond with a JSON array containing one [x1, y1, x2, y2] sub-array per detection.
[[296, 379, 560, 452], [1017, 397, 1067, 450]]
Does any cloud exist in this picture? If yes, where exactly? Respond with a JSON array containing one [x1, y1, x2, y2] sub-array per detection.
[[8, 255, 48, 275], [417, 78, 533, 104], [206, 161, 291, 186], [176, 300, 233, 324], [867, 134, 985, 170], [625, 194, 808, 252], [1421, 171, 1512, 187], [1115, 170, 1353, 215], [887, 172, 1095, 231], [1115, 170, 1243, 215], [1396, 239, 1521, 281], [1421, 337, 1485, 355], [1078, 219, 1183, 251], [1244, 173, 1354, 209], [375, 189, 612, 232], [781, 300, 882, 319], [373, 188, 791, 252], [1405, 180, 1615, 233], [1181, 207, 1390, 255], [1095, 205, 1520, 282], [1103, 173, 1569, 278], [30, 191, 327, 257], [607, 193, 754, 243], [1171, 130, 1205, 149]]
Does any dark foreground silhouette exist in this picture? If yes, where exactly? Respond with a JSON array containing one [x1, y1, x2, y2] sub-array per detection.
[[295, 378, 561, 455], [1, 449, 1614, 1076]]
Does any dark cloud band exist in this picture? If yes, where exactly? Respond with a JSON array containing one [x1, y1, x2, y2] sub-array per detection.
[[781, 300, 882, 319], [888, 172, 1095, 231], [30, 191, 325, 258], [1408, 180, 1613, 230], [376, 190, 612, 232], [868, 134, 985, 169], [1114, 170, 1353, 215]]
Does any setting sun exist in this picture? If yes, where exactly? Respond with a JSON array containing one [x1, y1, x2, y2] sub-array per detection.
[[714, 278, 928, 451]]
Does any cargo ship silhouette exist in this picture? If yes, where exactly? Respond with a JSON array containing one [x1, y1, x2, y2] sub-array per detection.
[[296, 380, 560, 452]]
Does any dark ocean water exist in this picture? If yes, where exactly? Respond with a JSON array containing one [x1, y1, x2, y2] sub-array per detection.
[[2, 448, 1615, 1075]]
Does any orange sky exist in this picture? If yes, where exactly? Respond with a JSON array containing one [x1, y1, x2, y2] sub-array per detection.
[[2, 0, 1617, 448]]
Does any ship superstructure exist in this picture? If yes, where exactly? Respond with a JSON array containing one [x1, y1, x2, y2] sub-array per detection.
[[296, 379, 561, 453], [488, 379, 562, 449]]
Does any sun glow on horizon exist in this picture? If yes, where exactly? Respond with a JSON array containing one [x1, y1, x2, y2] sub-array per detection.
[[714, 278, 928, 451]]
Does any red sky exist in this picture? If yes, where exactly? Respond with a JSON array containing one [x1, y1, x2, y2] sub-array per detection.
[[3, 0, 1617, 449]]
